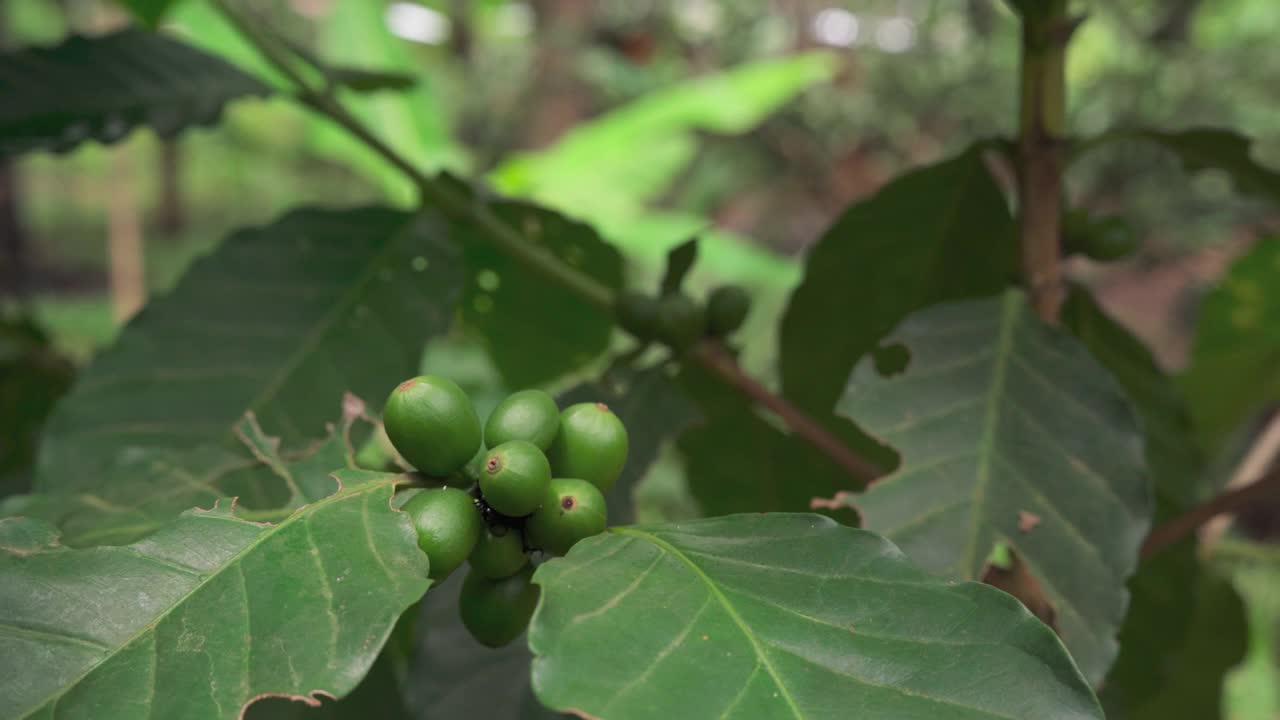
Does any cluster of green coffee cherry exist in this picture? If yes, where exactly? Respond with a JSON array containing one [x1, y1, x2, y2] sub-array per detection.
[[383, 375, 627, 648], [614, 284, 751, 351]]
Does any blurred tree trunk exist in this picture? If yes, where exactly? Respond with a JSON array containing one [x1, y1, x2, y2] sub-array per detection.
[[447, 0, 472, 61], [156, 139, 186, 238], [108, 147, 145, 322], [526, 0, 595, 146], [1151, 0, 1202, 46], [0, 164, 28, 306], [0, 0, 30, 307]]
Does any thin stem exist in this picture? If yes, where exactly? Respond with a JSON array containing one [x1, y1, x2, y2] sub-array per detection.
[[693, 341, 881, 481], [212, 0, 881, 481], [1016, 2, 1070, 323], [1141, 466, 1280, 559]]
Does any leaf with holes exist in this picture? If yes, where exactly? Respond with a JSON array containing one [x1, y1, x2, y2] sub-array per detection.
[[1180, 238, 1280, 453], [828, 290, 1151, 684], [450, 184, 624, 387], [530, 513, 1103, 720], [0, 469, 428, 719], [6, 400, 377, 547], [402, 365, 696, 717], [779, 143, 1016, 415], [0, 28, 271, 158], [35, 207, 462, 495]]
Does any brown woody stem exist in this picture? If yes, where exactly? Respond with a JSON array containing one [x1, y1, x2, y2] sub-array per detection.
[[1017, 2, 1070, 323], [1140, 467, 1280, 559]]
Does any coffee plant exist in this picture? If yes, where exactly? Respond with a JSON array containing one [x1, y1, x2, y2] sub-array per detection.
[[2, 1, 1278, 718]]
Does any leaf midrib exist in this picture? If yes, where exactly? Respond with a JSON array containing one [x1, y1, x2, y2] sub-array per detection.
[[16, 477, 394, 720], [610, 526, 806, 720], [227, 213, 418, 446], [961, 293, 1019, 576]]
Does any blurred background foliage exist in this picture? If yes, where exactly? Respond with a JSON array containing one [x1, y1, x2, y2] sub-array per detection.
[[2, 0, 1279, 715]]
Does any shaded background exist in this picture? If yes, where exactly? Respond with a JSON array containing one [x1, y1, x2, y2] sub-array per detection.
[[2, 0, 1279, 716]]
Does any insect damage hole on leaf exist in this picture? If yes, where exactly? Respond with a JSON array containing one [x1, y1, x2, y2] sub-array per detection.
[[982, 545, 1059, 634]]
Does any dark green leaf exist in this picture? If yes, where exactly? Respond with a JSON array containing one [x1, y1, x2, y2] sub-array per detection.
[[677, 361, 873, 518], [8, 402, 375, 547], [831, 290, 1151, 684], [1180, 238, 1280, 453], [1100, 520, 1245, 719], [1130, 128, 1280, 204], [1063, 289, 1246, 718], [245, 602, 421, 720], [0, 470, 429, 718], [0, 28, 271, 159], [113, 0, 179, 27], [35, 207, 462, 493], [328, 66, 417, 94], [660, 237, 699, 296], [780, 144, 1016, 414], [452, 184, 624, 387], [403, 365, 695, 717], [0, 317, 73, 497], [1061, 288, 1202, 507], [530, 513, 1103, 719]]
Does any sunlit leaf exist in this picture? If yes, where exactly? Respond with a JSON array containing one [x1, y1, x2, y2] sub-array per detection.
[[530, 513, 1103, 720]]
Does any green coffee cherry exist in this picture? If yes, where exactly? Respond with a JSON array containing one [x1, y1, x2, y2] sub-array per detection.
[[1080, 217, 1139, 261], [479, 440, 552, 517], [615, 290, 661, 340], [706, 285, 751, 337], [400, 487, 482, 581], [655, 293, 706, 351], [546, 402, 628, 492], [526, 478, 608, 556], [383, 375, 481, 476], [469, 525, 528, 580], [458, 566, 540, 648], [484, 389, 560, 451]]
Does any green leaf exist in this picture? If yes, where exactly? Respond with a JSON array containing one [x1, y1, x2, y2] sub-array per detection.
[[0, 28, 271, 159], [327, 66, 416, 93], [491, 52, 834, 213], [1064, 288, 1245, 719], [1180, 238, 1280, 453], [660, 238, 699, 296], [8, 401, 373, 547], [677, 361, 872, 518], [404, 365, 696, 717], [113, 0, 178, 27], [1128, 128, 1280, 204], [780, 143, 1017, 415], [0, 317, 74, 497], [244, 602, 421, 720], [1061, 289, 1202, 508], [1100, 521, 1246, 720], [35, 207, 462, 492], [454, 189, 624, 387], [529, 513, 1103, 719], [831, 290, 1151, 684], [0, 470, 429, 719]]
